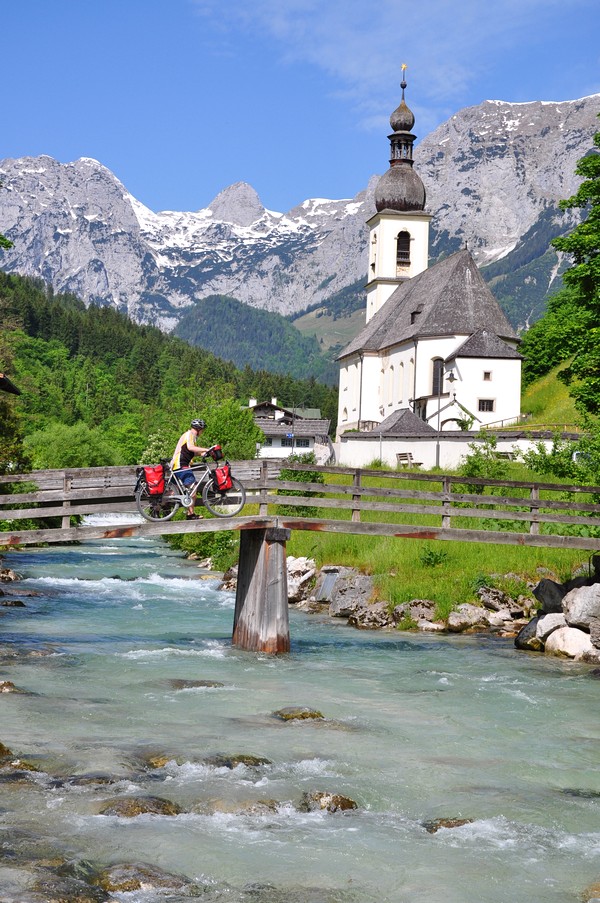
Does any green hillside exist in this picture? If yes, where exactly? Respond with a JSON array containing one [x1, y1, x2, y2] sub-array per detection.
[[521, 361, 579, 429], [174, 294, 338, 386], [0, 272, 339, 471]]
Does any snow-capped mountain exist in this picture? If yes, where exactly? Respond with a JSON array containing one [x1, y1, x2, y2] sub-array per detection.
[[0, 94, 598, 333]]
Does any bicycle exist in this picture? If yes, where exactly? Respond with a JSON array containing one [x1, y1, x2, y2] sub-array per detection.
[[134, 446, 246, 521]]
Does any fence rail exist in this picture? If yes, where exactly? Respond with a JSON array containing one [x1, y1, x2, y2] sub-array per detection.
[[1, 462, 600, 551]]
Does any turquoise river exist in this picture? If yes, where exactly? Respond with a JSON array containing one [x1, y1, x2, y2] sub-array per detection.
[[0, 526, 598, 902]]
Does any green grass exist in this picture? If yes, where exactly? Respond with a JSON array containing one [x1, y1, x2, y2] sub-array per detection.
[[284, 463, 591, 618], [521, 361, 579, 428]]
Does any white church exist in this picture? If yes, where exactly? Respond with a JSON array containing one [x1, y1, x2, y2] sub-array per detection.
[[336, 72, 526, 470]]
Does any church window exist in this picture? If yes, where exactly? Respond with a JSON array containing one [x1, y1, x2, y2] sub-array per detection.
[[432, 358, 444, 396], [396, 231, 410, 272], [478, 399, 495, 412], [397, 362, 404, 403], [483, 371, 492, 381], [342, 407, 348, 422]]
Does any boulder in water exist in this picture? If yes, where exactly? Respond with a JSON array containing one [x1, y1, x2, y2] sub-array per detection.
[[544, 626, 594, 660], [0, 568, 21, 582], [298, 790, 358, 812], [97, 795, 183, 817], [203, 753, 272, 768], [423, 816, 474, 833], [92, 861, 196, 894], [272, 706, 324, 721], [167, 678, 225, 689]]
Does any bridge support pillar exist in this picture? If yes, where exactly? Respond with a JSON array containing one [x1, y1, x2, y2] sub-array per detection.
[[232, 527, 291, 653]]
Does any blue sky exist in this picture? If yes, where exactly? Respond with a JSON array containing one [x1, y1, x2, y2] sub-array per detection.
[[4, 0, 599, 214]]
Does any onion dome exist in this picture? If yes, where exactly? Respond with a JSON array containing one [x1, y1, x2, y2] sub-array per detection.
[[374, 67, 426, 213]]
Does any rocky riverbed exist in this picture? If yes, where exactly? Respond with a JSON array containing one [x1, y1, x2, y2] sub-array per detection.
[[220, 554, 600, 666]]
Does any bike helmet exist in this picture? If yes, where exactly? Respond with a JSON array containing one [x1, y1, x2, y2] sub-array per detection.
[[191, 418, 206, 431]]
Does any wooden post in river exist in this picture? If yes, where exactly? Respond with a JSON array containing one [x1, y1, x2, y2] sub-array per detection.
[[232, 527, 291, 653]]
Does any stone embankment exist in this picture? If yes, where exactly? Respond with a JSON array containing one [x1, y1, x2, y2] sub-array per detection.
[[222, 555, 600, 665]]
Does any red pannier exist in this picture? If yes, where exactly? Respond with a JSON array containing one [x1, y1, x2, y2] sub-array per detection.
[[143, 464, 165, 495], [213, 463, 233, 491], [209, 444, 224, 461]]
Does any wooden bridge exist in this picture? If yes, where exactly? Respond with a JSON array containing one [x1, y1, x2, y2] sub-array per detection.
[[2, 461, 600, 654]]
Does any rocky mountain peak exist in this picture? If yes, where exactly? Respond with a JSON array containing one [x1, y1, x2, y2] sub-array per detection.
[[207, 181, 266, 226]]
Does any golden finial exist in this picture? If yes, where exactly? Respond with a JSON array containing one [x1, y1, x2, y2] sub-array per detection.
[[400, 63, 408, 98]]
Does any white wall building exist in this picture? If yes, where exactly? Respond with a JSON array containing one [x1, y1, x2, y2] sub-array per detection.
[[336, 72, 523, 469]]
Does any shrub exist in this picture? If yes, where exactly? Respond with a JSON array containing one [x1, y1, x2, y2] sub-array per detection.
[[419, 545, 449, 567]]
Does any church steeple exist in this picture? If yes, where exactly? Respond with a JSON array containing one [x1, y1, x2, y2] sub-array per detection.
[[366, 66, 431, 323], [374, 66, 426, 213]]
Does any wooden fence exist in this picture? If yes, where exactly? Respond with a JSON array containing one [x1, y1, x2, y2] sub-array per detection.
[[2, 461, 600, 551]]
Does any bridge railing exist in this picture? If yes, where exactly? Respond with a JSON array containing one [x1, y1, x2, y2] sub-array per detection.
[[2, 461, 600, 551]]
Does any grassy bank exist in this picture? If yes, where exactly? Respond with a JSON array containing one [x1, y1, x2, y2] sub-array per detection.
[[169, 457, 593, 621]]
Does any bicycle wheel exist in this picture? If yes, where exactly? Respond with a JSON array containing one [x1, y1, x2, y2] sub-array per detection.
[[135, 485, 180, 522], [202, 476, 246, 517]]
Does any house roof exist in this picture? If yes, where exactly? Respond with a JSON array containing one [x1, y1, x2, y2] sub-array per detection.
[[446, 328, 522, 361], [255, 418, 331, 438], [339, 249, 518, 359], [376, 408, 436, 435]]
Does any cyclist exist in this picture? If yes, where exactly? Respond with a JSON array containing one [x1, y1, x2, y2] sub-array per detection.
[[171, 418, 209, 519]]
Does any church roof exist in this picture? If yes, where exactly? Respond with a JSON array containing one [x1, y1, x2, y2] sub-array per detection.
[[338, 249, 518, 359], [447, 328, 522, 361], [377, 408, 436, 435]]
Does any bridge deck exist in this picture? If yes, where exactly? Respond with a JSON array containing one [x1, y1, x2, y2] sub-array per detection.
[[2, 461, 600, 551]]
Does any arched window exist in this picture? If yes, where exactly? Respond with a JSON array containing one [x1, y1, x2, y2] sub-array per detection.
[[396, 231, 410, 272], [432, 358, 444, 396]]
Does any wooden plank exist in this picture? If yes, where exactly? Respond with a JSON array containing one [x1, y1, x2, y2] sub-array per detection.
[[0, 516, 276, 547], [272, 517, 600, 551], [2, 501, 139, 520]]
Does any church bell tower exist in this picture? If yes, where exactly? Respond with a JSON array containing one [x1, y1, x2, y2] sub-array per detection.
[[366, 67, 431, 323]]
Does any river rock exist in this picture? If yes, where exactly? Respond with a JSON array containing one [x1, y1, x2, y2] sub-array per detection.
[[581, 881, 600, 902], [218, 565, 238, 591], [287, 556, 316, 604], [298, 791, 358, 812], [0, 680, 30, 694], [0, 568, 21, 582], [477, 586, 521, 616], [0, 741, 14, 761], [0, 597, 26, 607], [422, 817, 474, 833], [167, 678, 225, 689], [92, 862, 196, 894], [446, 604, 489, 632], [322, 568, 375, 618], [393, 599, 436, 624], [97, 795, 183, 817], [272, 706, 324, 721], [544, 626, 594, 660], [203, 753, 272, 768], [535, 613, 567, 643], [563, 584, 600, 631], [348, 600, 394, 629], [514, 616, 543, 650], [533, 578, 566, 613], [590, 617, 600, 649], [417, 618, 446, 632], [32, 872, 109, 902]]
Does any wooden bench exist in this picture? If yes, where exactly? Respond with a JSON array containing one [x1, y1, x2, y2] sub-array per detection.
[[493, 451, 515, 460], [396, 452, 422, 468]]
